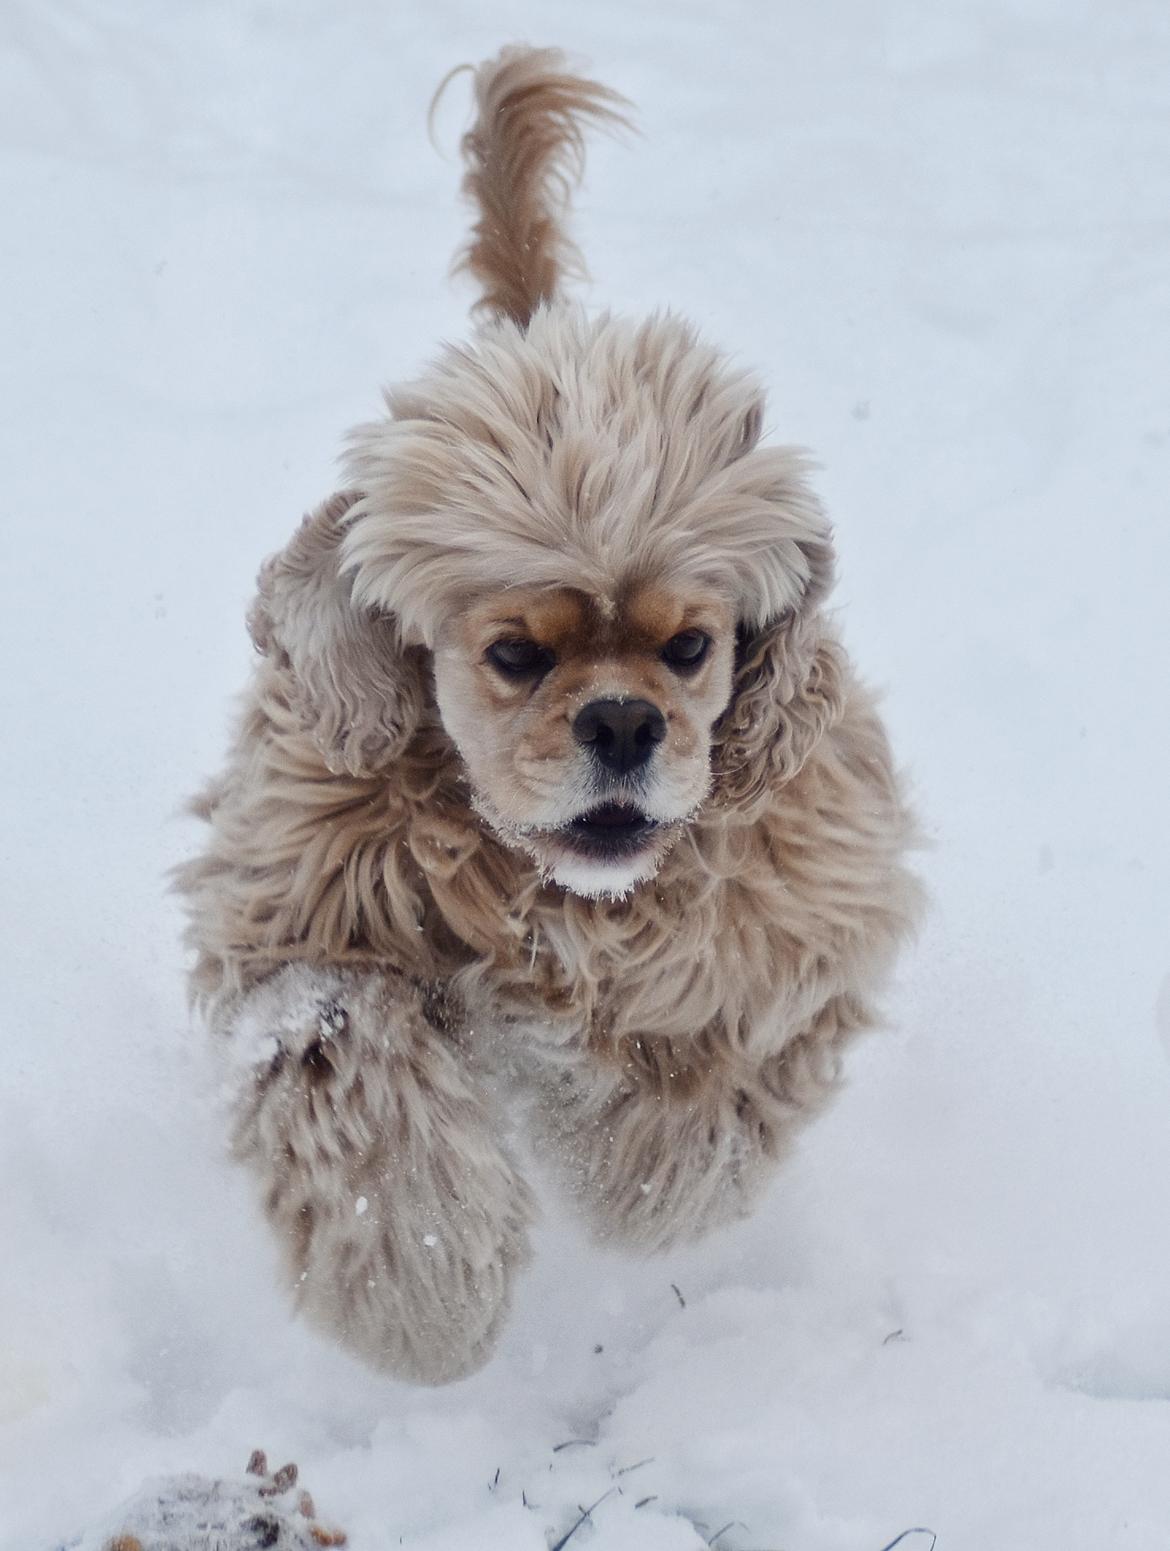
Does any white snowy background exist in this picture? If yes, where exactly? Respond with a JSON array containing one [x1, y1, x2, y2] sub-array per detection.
[[3, 1, 1170, 1547]]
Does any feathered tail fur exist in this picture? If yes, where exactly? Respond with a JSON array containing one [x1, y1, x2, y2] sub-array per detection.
[[452, 45, 631, 326]]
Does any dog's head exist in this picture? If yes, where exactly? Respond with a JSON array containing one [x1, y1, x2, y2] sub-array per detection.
[[255, 309, 842, 897]]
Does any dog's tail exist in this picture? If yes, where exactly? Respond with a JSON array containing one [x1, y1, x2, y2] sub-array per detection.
[[448, 45, 631, 328]]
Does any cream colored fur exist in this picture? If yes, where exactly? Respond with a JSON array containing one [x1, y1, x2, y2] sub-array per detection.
[[179, 46, 921, 1384]]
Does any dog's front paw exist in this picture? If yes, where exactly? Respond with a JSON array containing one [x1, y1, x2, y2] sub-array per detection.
[[223, 965, 535, 1384], [226, 965, 357, 1077]]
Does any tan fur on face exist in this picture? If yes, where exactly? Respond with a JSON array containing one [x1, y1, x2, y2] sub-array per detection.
[[178, 45, 922, 1384], [431, 582, 733, 868]]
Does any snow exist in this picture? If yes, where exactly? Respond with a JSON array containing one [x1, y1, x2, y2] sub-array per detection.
[[3, 1, 1170, 1547]]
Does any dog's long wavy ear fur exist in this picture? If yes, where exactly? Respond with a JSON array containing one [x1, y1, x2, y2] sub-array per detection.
[[247, 491, 430, 777], [711, 468, 845, 814], [452, 45, 631, 327]]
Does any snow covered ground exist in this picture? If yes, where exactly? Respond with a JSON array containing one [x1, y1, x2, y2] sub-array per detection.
[[3, 1, 1170, 1547]]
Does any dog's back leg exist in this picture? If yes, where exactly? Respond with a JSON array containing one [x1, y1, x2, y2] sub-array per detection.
[[225, 965, 533, 1383]]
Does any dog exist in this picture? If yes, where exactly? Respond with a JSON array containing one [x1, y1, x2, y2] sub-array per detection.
[[179, 45, 921, 1384]]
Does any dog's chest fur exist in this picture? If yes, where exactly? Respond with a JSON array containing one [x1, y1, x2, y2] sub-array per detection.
[[186, 661, 913, 1085]]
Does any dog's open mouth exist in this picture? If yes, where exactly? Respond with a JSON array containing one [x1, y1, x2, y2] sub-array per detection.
[[560, 802, 658, 858]]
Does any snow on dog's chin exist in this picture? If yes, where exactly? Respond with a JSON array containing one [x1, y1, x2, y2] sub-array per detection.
[[472, 790, 685, 898], [546, 849, 662, 900]]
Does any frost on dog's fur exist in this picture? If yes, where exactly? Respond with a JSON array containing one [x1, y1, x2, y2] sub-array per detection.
[[178, 44, 921, 1384]]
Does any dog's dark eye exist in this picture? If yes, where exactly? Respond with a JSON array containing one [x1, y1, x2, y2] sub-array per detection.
[[661, 630, 710, 670], [486, 638, 554, 677]]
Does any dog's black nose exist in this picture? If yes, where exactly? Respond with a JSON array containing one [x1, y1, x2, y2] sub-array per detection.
[[573, 698, 667, 775]]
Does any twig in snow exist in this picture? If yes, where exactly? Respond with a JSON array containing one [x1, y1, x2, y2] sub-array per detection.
[[878, 1531, 937, 1551], [615, 1457, 654, 1476], [635, 1495, 658, 1510], [549, 1488, 616, 1551], [671, 1283, 687, 1309], [709, 1521, 746, 1546], [552, 1438, 598, 1453]]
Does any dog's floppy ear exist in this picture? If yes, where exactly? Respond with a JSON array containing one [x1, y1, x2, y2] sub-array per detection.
[[711, 506, 844, 814], [247, 491, 429, 776]]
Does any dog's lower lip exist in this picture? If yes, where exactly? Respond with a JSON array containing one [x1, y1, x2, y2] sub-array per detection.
[[571, 802, 652, 833], [560, 802, 657, 856]]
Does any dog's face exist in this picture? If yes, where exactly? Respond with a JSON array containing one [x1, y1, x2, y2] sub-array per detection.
[[249, 311, 841, 900], [431, 581, 736, 895]]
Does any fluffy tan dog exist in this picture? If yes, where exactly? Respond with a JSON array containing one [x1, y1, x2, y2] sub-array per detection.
[[180, 46, 921, 1384]]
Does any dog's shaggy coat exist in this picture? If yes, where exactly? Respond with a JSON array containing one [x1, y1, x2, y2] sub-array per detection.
[[180, 46, 921, 1384]]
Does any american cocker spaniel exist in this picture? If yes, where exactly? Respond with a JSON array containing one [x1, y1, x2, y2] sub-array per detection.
[[180, 45, 921, 1384]]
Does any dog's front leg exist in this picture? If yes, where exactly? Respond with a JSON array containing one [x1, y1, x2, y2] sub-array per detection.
[[535, 992, 864, 1252], [223, 965, 533, 1383]]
